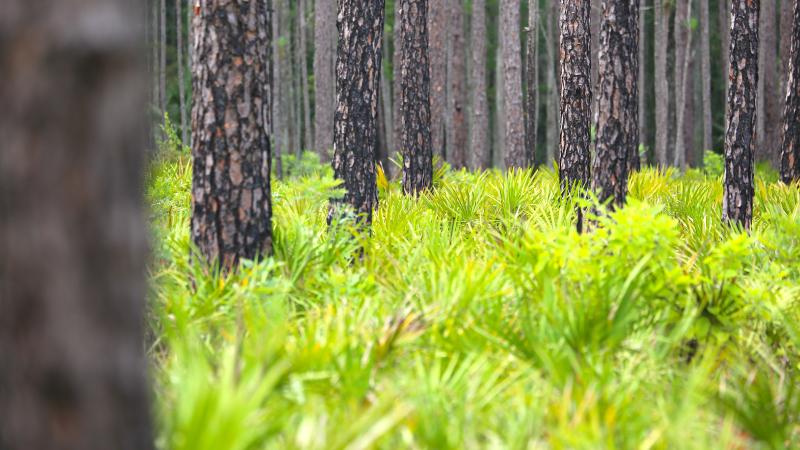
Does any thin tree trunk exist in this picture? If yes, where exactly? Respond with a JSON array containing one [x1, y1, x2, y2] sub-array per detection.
[[314, 0, 336, 161], [759, 0, 780, 166], [470, 0, 490, 169], [591, 2, 601, 124], [782, 0, 793, 95], [299, 0, 314, 152], [526, 2, 541, 167], [330, 0, 385, 225], [545, 1, 560, 165], [593, 0, 638, 208], [496, 21, 507, 167], [177, 0, 188, 145], [291, 18, 302, 158], [381, 32, 395, 168], [429, 0, 448, 159], [720, 0, 731, 99], [159, 0, 167, 117], [393, 0, 404, 174], [559, 0, 592, 232], [636, 0, 648, 169], [700, 0, 713, 153], [448, 0, 468, 168], [0, 1, 153, 448], [399, 0, 434, 194], [152, 0, 160, 133], [674, 0, 694, 168], [501, 0, 528, 167], [191, 0, 273, 268], [273, 0, 285, 177], [780, 0, 800, 183], [654, 0, 671, 166], [723, 0, 759, 229]]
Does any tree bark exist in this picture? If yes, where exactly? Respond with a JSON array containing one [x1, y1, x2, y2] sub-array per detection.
[[447, 0, 468, 168], [545, 1, 561, 165], [501, 0, 528, 167], [526, 2, 541, 167], [782, 0, 793, 95], [177, 0, 188, 145], [299, 0, 314, 153], [700, 0, 713, 153], [273, 0, 285, 177], [674, 0, 694, 168], [470, 0, 491, 169], [720, 0, 731, 100], [314, 0, 336, 161], [636, 0, 648, 169], [399, 0, 434, 194], [593, 0, 638, 208], [429, 0, 448, 159], [781, 0, 800, 183], [393, 0, 404, 174], [330, 0, 385, 225], [654, 0, 671, 166], [159, 0, 167, 117], [0, 1, 153, 448], [191, 0, 273, 269], [759, 0, 780, 166], [381, 30, 395, 170], [723, 0, 759, 229], [559, 0, 592, 225]]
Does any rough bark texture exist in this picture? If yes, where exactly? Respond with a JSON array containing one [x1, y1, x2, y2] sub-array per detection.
[[759, 0, 780, 166], [559, 0, 592, 203], [429, 0, 448, 159], [399, 0, 434, 194], [636, 0, 648, 169], [314, 0, 336, 161], [674, 0, 694, 168], [781, 0, 800, 183], [330, 0, 385, 225], [470, 0, 491, 169], [448, 0, 468, 168], [723, 0, 759, 229], [654, 0, 671, 166], [177, 0, 188, 145], [0, 1, 153, 448], [526, 2, 541, 167], [593, 0, 639, 208], [502, 0, 528, 167], [700, 0, 713, 152], [299, 0, 313, 152], [191, 0, 273, 269]]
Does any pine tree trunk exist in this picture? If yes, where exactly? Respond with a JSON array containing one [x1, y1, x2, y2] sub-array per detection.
[[700, 0, 713, 153], [177, 0, 188, 145], [291, 18, 302, 158], [759, 0, 780, 166], [558, 0, 592, 215], [399, 0, 434, 194], [298, 0, 313, 153], [393, 0, 404, 173], [591, 2, 601, 124], [314, 0, 335, 161], [636, 0, 648, 169], [593, 0, 638, 208], [429, 0, 448, 159], [720, 0, 731, 99], [674, 0, 694, 168], [470, 0, 491, 169], [273, 0, 285, 177], [545, 1, 560, 165], [782, 0, 793, 95], [501, 0, 528, 168], [152, 0, 160, 125], [781, 0, 800, 183], [191, 0, 273, 269], [654, 0, 671, 166], [723, 0, 759, 229], [159, 0, 167, 117], [448, 0, 468, 169], [381, 32, 395, 168], [330, 0, 385, 225], [526, 2, 540, 167], [0, 2, 153, 448], [496, 24, 507, 167]]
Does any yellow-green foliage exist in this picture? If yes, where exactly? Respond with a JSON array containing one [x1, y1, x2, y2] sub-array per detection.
[[148, 151, 800, 450]]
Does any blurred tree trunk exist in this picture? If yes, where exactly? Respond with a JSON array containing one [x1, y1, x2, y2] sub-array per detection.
[[191, 0, 273, 269], [299, 0, 313, 153], [593, 0, 638, 208], [545, 1, 560, 165], [781, 0, 800, 183], [0, 1, 153, 448], [429, 0, 448, 159], [720, 0, 731, 104], [782, 0, 793, 93], [526, 2, 540, 167], [496, 22, 506, 167], [399, 0, 434, 194], [501, 0, 527, 167], [330, 0, 385, 225], [447, 0, 468, 169], [654, 0, 671, 166], [591, 2, 601, 125], [393, 0, 404, 174], [380, 31, 395, 171], [759, 0, 780, 166], [674, 0, 694, 168], [470, 0, 490, 169], [723, 0, 758, 229], [177, 0, 188, 145], [700, 0, 712, 154], [314, 0, 335, 161], [273, 0, 285, 177], [636, 0, 648, 168], [291, 14, 302, 158], [159, 0, 167, 116], [559, 0, 592, 232]]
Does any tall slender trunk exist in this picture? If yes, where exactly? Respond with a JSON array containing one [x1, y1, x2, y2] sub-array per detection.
[[496, 21, 507, 167], [501, 0, 528, 167], [152, 0, 160, 129], [399, 0, 434, 194], [314, 0, 335, 161], [177, 0, 188, 145], [674, 0, 694, 168], [0, 3, 153, 448], [159, 0, 167, 117], [720, 0, 731, 101], [700, 0, 713, 153], [559, 0, 592, 233], [723, 0, 759, 229], [759, 0, 780, 166], [429, 0, 448, 159], [291, 16, 302, 157], [381, 31, 395, 169], [393, 0, 404, 174], [273, 0, 285, 177], [448, 0, 468, 168], [330, 0, 385, 225], [654, 0, 671, 166], [780, 0, 800, 183], [526, 2, 541, 167], [636, 0, 648, 169], [470, 0, 491, 169], [782, 0, 794, 95], [298, 0, 313, 153], [591, 2, 601, 124], [191, 0, 273, 268], [545, 1, 560, 165], [593, 0, 638, 208]]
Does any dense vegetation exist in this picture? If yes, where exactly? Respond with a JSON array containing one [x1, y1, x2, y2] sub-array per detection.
[[148, 134, 800, 449]]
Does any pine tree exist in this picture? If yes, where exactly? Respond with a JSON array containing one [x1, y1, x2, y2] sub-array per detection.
[[781, 0, 800, 183], [654, 0, 671, 166], [526, 2, 540, 167], [429, 0, 448, 159], [448, 0, 469, 168], [502, 0, 528, 167], [314, 0, 336, 161], [470, 0, 491, 169]]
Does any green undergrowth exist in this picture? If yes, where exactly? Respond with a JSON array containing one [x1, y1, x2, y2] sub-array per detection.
[[147, 145, 800, 449]]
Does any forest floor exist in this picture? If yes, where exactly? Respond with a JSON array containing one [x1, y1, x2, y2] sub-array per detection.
[[147, 141, 800, 449]]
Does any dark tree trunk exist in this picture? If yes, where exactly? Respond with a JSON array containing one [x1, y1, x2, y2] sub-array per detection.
[[399, 0, 434, 194], [526, 2, 541, 167], [502, 0, 528, 168], [654, 0, 671, 166], [448, 0, 468, 169], [191, 0, 273, 269], [159, 0, 167, 117], [380, 32, 395, 173], [700, 0, 713, 154], [546, 1, 561, 164], [314, 0, 336, 161], [394, 0, 404, 174], [177, 0, 188, 145], [330, 0, 385, 225], [0, 1, 153, 448], [470, 0, 491, 169], [636, 0, 648, 169], [429, 0, 448, 159], [723, 0, 759, 229], [781, 0, 800, 183], [674, 0, 695, 168], [720, 0, 732, 106], [299, 0, 314, 152], [593, 0, 638, 209], [759, 0, 781, 167], [559, 0, 593, 208], [273, 0, 285, 177]]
